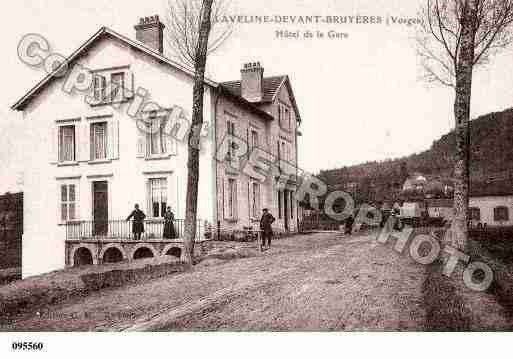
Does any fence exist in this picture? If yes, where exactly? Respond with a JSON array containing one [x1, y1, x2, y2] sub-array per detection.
[[66, 219, 205, 240]]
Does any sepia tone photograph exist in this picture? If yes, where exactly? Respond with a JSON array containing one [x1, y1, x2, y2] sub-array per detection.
[[1, 0, 513, 356]]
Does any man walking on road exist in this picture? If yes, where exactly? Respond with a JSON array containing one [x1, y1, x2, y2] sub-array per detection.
[[260, 208, 275, 251]]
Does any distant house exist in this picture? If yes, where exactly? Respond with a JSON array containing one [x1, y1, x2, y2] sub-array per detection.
[[402, 173, 428, 192], [469, 179, 513, 227], [426, 198, 453, 221]]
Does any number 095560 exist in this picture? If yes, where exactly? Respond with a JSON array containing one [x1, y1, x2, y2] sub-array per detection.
[[12, 342, 44, 351]]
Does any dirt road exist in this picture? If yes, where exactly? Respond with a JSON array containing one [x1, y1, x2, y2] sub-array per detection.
[[2, 232, 428, 331]]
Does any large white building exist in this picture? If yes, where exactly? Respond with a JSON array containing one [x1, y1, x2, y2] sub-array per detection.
[[11, 16, 302, 278]]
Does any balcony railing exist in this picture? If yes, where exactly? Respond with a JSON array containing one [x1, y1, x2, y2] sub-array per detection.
[[65, 219, 205, 241]]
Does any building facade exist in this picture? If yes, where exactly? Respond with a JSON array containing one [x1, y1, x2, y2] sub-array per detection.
[[12, 16, 302, 277]]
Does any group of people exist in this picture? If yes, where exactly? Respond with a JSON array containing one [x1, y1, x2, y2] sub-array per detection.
[[126, 204, 279, 251], [126, 204, 177, 240]]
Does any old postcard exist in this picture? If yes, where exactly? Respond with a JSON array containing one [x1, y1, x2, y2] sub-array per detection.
[[0, 0, 512, 357]]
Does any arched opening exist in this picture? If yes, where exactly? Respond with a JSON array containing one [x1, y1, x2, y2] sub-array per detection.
[[165, 247, 182, 258], [133, 247, 154, 260], [73, 247, 93, 267], [103, 247, 124, 264]]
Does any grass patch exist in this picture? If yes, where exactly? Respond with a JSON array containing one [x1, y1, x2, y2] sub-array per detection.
[[423, 261, 473, 331]]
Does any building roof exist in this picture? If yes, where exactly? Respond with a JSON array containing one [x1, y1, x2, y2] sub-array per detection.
[[221, 76, 285, 103], [221, 75, 302, 123], [470, 179, 513, 198], [11, 26, 299, 124], [426, 198, 453, 208], [12, 27, 220, 111]]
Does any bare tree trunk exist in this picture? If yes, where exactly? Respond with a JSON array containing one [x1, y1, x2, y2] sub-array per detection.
[[449, 0, 477, 250], [182, 0, 213, 266]]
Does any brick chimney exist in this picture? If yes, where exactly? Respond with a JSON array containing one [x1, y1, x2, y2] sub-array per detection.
[[134, 15, 165, 54], [241, 62, 264, 102]]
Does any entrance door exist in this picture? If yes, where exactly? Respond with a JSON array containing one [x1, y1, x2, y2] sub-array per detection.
[[283, 190, 289, 232], [93, 181, 108, 236]]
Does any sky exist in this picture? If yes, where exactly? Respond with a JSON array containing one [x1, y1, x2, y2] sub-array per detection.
[[2, 0, 513, 193]]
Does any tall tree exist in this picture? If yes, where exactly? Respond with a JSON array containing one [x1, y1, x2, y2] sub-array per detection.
[[417, 0, 513, 250], [164, 0, 224, 265], [165, 0, 232, 68]]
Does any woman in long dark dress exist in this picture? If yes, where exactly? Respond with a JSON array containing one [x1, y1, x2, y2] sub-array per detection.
[[163, 206, 177, 239]]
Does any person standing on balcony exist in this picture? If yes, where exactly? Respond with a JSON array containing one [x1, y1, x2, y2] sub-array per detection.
[[163, 206, 177, 239], [260, 208, 275, 251], [126, 204, 146, 241]]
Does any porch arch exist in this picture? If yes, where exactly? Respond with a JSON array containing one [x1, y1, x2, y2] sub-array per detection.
[[130, 244, 158, 260], [72, 247, 94, 267], [70, 244, 98, 266], [161, 244, 182, 258], [99, 244, 128, 264]]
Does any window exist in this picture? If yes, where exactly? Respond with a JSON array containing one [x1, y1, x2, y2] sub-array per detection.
[[278, 190, 282, 219], [278, 103, 292, 131], [93, 75, 107, 102], [227, 178, 238, 219], [251, 182, 260, 219], [282, 141, 288, 162], [91, 69, 132, 105], [110, 72, 124, 101], [60, 184, 77, 221], [148, 117, 166, 156], [227, 120, 236, 163], [251, 130, 259, 151], [494, 206, 509, 222], [470, 207, 481, 221], [149, 178, 167, 218], [58, 125, 76, 162], [90, 122, 108, 160]]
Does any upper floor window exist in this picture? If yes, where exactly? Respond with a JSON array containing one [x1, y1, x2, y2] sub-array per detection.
[[90, 122, 108, 160], [278, 103, 292, 131], [251, 130, 259, 151], [59, 125, 76, 162], [90, 68, 132, 105], [470, 207, 481, 221], [93, 75, 107, 102], [494, 206, 509, 222], [60, 183, 77, 222], [227, 120, 236, 164], [148, 118, 166, 156], [110, 72, 125, 101]]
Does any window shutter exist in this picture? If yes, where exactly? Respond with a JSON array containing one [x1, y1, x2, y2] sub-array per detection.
[[79, 121, 90, 162], [75, 183, 80, 221], [164, 116, 177, 155], [108, 120, 119, 159], [73, 125, 80, 162], [223, 179, 230, 220], [221, 178, 225, 219], [146, 180, 151, 217], [234, 180, 238, 219], [125, 70, 134, 99], [50, 126, 58, 164], [136, 124, 146, 158]]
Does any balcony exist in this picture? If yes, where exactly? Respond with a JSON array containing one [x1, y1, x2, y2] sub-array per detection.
[[65, 219, 206, 241]]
